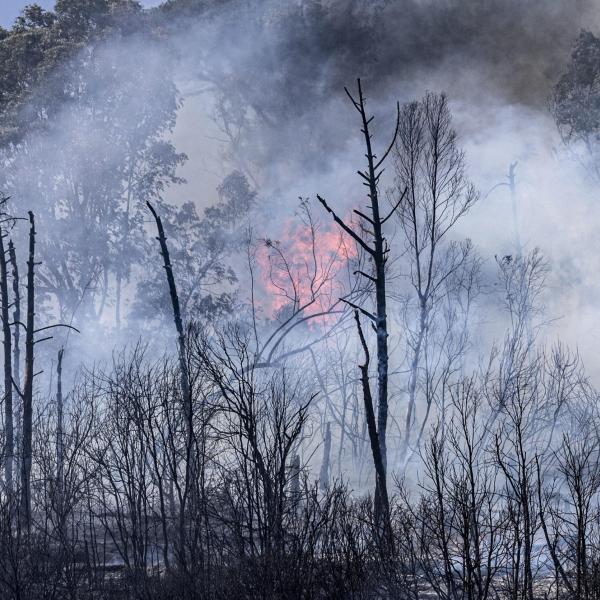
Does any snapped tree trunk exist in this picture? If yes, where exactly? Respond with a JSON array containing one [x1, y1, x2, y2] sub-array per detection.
[[146, 202, 190, 409], [147, 201, 195, 566]]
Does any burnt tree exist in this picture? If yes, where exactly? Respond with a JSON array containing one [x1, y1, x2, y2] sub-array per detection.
[[56, 347, 64, 508], [317, 79, 405, 524], [8, 239, 21, 490], [20, 211, 36, 529], [393, 93, 478, 465], [0, 221, 12, 496], [147, 202, 191, 408], [354, 310, 391, 543], [146, 201, 197, 569]]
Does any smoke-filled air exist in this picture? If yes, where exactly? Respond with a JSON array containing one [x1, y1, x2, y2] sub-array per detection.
[[2, 0, 600, 598]]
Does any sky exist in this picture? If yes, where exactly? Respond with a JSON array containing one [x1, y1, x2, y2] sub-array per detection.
[[0, 0, 52, 26], [0, 0, 161, 27]]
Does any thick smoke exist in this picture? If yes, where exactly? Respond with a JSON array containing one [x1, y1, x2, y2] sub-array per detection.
[[4, 0, 600, 384], [158, 0, 600, 376], [0, 5, 597, 588]]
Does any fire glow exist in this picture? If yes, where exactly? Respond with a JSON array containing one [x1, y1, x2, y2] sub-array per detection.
[[257, 212, 358, 328]]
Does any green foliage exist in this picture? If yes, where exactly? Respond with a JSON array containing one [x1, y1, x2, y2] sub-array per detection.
[[0, 1, 146, 143], [0, 1, 189, 331], [553, 30, 600, 178]]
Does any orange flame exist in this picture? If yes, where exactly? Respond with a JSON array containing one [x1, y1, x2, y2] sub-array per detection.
[[257, 214, 358, 328]]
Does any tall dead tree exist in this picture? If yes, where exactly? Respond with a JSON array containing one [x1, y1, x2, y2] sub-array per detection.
[[147, 202, 190, 407], [393, 93, 477, 464], [0, 227, 13, 495], [20, 211, 36, 529], [9, 240, 21, 485], [354, 311, 391, 541], [317, 79, 404, 522], [146, 201, 196, 551], [56, 348, 64, 505]]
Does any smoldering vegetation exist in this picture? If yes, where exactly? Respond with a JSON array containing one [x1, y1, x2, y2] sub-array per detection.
[[0, 0, 599, 599]]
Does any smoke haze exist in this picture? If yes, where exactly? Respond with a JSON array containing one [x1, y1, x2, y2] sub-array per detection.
[[3, 0, 600, 381], [157, 0, 600, 376]]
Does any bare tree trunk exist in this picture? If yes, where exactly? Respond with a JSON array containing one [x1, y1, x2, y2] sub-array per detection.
[[56, 348, 64, 507], [9, 240, 21, 489], [404, 300, 427, 453], [0, 231, 13, 496], [289, 454, 300, 500], [319, 422, 331, 491], [115, 273, 122, 330], [147, 202, 195, 571], [355, 311, 391, 546], [317, 80, 403, 519], [146, 202, 190, 409], [355, 79, 392, 474], [20, 211, 36, 531]]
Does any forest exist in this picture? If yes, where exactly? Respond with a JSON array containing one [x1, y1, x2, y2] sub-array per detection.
[[0, 0, 600, 598]]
